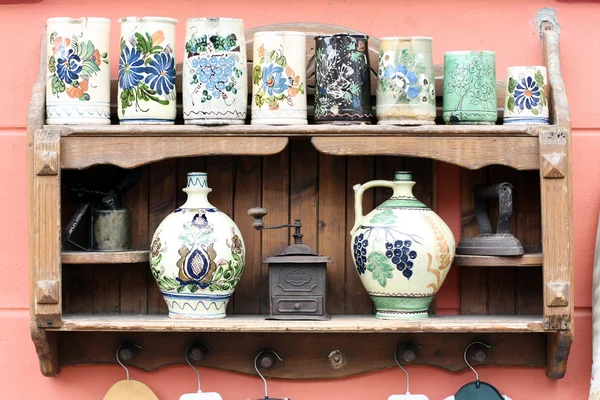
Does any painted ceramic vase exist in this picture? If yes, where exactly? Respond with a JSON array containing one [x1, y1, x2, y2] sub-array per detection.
[[46, 17, 110, 125], [118, 16, 177, 124], [351, 171, 456, 319], [314, 34, 372, 124], [504, 66, 549, 125], [443, 51, 497, 124], [251, 31, 307, 125], [377, 37, 436, 125], [183, 18, 247, 125], [150, 172, 245, 319]]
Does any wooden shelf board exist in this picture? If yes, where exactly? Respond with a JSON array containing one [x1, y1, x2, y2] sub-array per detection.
[[58, 314, 546, 333], [454, 253, 543, 267], [52, 123, 545, 137], [62, 250, 148, 264]]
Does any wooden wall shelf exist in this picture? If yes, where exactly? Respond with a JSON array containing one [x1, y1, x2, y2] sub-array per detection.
[[28, 17, 573, 380]]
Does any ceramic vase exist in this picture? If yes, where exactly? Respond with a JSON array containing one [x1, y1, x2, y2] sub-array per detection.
[[350, 171, 456, 319], [118, 16, 177, 124], [504, 66, 549, 125], [443, 51, 497, 124], [183, 18, 247, 125], [150, 172, 245, 319], [377, 37, 436, 125], [251, 31, 307, 125], [314, 34, 372, 124], [46, 17, 111, 125]]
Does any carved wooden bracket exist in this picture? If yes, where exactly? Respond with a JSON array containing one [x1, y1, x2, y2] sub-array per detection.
[[33, 129, 60, 176], [36, 280, 59, 305], [542, 153, 566, 178], [546, 282, 569, 307]]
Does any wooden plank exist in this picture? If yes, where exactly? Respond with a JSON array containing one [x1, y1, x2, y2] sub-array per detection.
[[313, 136, 540, 170], [62, 251, 149, 264], [318, 154, 347, 314], [147, 160, 177, 314], [404, 158, 434, 208], [460, 168, 488, 315], [290, 139, 319, 252], [454, 253, 542, 267], [232, 157, 262, 314], [61, 136, 289, 169], [346, 156, 374, 314], [56, 124, 541, 137], [261, 150, 290, 314], [93, 264, 120, 314], [58, 314, 546, 333], [62, 265, 94, 314]]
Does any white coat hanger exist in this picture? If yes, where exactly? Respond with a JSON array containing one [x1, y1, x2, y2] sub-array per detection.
[[103, 345, 159, 400], [387, 344, 429, 400], [179, 344, 223, 400]]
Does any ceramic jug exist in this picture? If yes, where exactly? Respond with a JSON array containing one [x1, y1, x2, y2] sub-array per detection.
[[183, 18, 247, 125], [46, 17, 111, 125], [150, 172, 245, 318], [350, 172, 456, 319], [504, 66, 549, 125], [118, 16, 177, 124], [443, 51, 497, 124], [377, 37, 436, 125], [251, 31, 307, 125], [314, 33, 372, 124]]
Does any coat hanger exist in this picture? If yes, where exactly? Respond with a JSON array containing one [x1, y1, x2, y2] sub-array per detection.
[[179, 344, 223, 400], [452, 342, 504, 400], [387, 343, 429, 400], [103, 345, 160, 400], [254, 350, 290, 400]]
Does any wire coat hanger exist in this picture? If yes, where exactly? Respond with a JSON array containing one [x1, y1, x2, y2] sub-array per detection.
[[103, 345, 159, 400], [387, 344, 429, 400], [254, 350, 289, 400], [453, 342, 504, 400], [179, 344, 223, 400]]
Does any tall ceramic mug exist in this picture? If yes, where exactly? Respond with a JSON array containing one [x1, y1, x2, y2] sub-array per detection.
[[251, 31, 307, 125], [314, 34, 372, 124], [504, 66, 549, 125], [377, 37, 435, 125], [183, 18, 247, 125], [118, 16, 177, 124], [46, 17, 111, 125], [443, 51, 497, 124]]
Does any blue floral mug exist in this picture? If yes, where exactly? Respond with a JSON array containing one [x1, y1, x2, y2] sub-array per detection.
[[504, 66, 549, 125], [118, 16, 178, 125]]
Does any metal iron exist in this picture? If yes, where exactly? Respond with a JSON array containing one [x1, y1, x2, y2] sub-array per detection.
[[456, 183, 524, 256], [248, 207, 330, 320]]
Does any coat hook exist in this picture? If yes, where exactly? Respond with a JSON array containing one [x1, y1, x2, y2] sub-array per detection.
[[464, 341, 491, 384], [185, 343, 212, 393], [116, 343, 141, 380], [254, 350, 283, 399]]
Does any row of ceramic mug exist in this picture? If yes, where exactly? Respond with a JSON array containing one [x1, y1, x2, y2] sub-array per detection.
[[45, 16, 549, 126]]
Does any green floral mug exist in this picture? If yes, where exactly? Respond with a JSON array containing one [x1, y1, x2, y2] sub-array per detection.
[[443, 51, 497, 124]]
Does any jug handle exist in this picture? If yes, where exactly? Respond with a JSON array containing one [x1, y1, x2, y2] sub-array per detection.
[[351, 180, 396, 236]]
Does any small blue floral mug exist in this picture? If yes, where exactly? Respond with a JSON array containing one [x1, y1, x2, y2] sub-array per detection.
[[504, 66, 549, 125]]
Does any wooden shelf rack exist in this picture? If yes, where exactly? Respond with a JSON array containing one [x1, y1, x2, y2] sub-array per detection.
[[28, 18, 572, 380]]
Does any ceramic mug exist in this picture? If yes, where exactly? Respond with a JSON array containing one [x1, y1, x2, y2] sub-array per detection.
[[314, 33, 372, 124], [251, 31, 307, 125], [46, 17, 111, 125], [118, 16, 178, 124], [443, 51, 497, 124], [183, 18, 247, 125], [504, 66, 549, 125], [377, 37, 435, 125]]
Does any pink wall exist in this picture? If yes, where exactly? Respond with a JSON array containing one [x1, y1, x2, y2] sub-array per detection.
[[0, 0, 598, 398]]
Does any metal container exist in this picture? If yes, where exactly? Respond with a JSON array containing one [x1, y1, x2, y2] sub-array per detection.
[[314, 33, 372, 124]]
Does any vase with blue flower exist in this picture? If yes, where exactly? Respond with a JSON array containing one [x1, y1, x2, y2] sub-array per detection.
[[46, 17, 111, 125], [251, 31, 307, 125], [350, 171, 456, 319], [376, 37, 436, 125], [118, 16, 177, 124], [150, 172, 246, 319], [504, 66, 549, 125], [314, 34, 372, 124], [183, 18, 247, 125]]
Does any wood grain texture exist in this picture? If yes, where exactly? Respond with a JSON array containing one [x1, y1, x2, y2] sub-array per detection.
[[61, 136, 289, 169], [318, 154, 347, 314], [313, 136, 539, 170], [290, 140, 319, 252], [62, 251, 149, 264], [454, 253, 542, 267], [93, 264, 120, 314]]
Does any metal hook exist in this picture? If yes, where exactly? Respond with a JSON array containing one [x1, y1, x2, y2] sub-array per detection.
[[116, 344, 140, 380], [185, 344, 202, 392], [254, 350, 283, 399], [393, 344, 411, 394], [463, 342, 491, 382]]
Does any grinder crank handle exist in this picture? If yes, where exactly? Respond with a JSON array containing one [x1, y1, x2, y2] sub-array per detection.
[[473, 183, 514, 235]]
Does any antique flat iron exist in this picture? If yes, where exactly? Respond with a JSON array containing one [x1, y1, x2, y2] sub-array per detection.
[[457, 183, 524, 256]]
